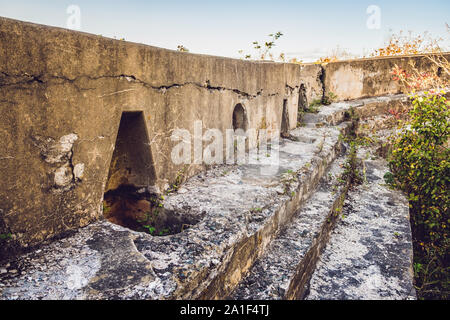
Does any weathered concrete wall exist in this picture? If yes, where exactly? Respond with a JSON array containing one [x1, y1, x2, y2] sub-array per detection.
[[0, 17, 306, 256], [0, 16, 447, 258], [322, 54, 450, 101]]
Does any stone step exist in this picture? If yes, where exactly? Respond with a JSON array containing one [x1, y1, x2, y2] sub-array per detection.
[[229, 153, 350, 300], [305, 148, 416, 300]]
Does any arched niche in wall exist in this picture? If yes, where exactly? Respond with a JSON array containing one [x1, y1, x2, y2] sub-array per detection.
[[232, 103, 248, 132]]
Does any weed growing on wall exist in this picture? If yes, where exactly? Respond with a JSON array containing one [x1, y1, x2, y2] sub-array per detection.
[[177, 45, 189, 52], [238, 32, 284, 61]]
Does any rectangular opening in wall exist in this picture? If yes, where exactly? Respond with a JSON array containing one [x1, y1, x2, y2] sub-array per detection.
[[105, 111, 156, 192], [103, 111, 158, 232], [102, 111, 200, 236]]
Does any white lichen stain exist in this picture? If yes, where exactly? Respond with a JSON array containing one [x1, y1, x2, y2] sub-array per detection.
[[74, 163, 85, 180], [44, 134, 79, 164], [54, 164, 74, 187], [65, 265, 88, 290]]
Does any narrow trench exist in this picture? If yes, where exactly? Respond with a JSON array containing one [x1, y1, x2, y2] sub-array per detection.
[[102, 111, 198, 236]]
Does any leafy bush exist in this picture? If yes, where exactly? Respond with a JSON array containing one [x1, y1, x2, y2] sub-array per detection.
[[387, 92, 449, 299]]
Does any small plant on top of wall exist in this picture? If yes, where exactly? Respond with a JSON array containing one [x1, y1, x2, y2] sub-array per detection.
[[387, 53, 450, 299], [238, 32, 285, 61], [177, 45, 190, 52]]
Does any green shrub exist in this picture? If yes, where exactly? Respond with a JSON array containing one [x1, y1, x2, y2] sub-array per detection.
[[387, 92, 449, 299]]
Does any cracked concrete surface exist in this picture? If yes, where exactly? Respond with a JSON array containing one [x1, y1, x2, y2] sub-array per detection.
[[0, 71, 285, 99], [301, 93, 411, 128]]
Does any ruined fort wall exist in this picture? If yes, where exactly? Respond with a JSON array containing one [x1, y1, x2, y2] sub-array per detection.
[[0, 17, 313, 253], [322, 54, 449, 100], [0, 17, 447, 256]]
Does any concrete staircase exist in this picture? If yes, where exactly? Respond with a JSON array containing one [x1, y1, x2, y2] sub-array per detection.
[[305, 150, 416, 300], [0, 93, 416, 300], [230, 155, 350, 300]]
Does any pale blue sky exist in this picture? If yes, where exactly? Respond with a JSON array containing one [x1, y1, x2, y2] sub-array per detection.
[[0, 0, 449, 61]]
